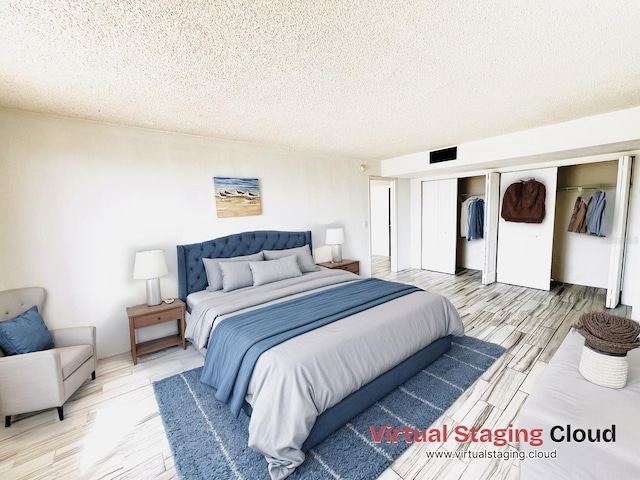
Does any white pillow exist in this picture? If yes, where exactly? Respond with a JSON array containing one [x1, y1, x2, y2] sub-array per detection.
[[203, 252, 264, 291], [219, 261, 254, 292], [250, 255, 303, 286], [263, 245, 318, 273]]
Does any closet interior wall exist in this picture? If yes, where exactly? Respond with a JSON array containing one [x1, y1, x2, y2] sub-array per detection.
[[551, 161, 618, 289], [457, 175, 485, 272]]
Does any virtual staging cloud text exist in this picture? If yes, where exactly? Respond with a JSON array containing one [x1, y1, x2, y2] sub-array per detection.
[[369, 423, 617, 447]]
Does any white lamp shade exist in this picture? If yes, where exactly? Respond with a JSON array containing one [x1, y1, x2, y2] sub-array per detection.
[[133, 250, 168, 279], [325, 228, 345, 245]]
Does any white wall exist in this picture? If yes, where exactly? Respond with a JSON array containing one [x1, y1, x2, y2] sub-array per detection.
[[0, 109, 373, 358]]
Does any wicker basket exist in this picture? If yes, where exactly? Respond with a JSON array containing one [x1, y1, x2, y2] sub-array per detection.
[[578, 342, 628, 389]]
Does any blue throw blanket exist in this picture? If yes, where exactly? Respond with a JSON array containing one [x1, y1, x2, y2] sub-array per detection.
[[200, 278, 421, 417]]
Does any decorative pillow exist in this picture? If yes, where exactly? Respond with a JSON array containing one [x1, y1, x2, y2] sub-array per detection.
[[203, 252, 264, 291], [219, 261, 254, 292], [0, 306, 55, 355], [250, 255, 303, 286], [263, 245, 318, 273]]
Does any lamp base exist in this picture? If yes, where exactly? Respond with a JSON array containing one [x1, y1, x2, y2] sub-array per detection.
[[331, 245, 343, 263], [145, 278, 162, 306]]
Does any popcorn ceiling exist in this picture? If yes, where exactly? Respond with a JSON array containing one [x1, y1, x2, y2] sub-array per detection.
[[1, 1, 639, 159]]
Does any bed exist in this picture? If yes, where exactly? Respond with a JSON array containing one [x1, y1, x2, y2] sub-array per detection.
[[177, 230, 464, 479]]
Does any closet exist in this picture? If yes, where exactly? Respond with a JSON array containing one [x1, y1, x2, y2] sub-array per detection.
[[494, 156, 631, 307], [457, 176, 485, 272], [419, 155, 632, 308], [421, 174, 496, 283], [551, 161, 618, 289]]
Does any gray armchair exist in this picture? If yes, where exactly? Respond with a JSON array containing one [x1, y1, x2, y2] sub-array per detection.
[[0, 287, 96, 427]]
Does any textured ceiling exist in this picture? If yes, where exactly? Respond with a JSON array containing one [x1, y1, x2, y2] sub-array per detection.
[[1, 1, 640, 160]]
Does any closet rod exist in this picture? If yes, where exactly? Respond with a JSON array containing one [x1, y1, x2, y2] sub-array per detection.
[[459, 193, 485, 198], [559, 183, 616, 192]]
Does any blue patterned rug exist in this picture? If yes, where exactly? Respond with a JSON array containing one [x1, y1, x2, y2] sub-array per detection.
[[153, 336, 505, 479]]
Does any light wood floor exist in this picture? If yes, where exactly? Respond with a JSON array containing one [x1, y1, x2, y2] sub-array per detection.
[[0, 259, 629, 480]]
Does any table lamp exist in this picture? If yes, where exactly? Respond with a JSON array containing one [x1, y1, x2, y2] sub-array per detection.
[[325, 228, 345, 263], [133, 250, 168, 306]]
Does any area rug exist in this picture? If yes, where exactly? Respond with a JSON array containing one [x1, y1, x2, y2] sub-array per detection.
[[153, 335, 505, 480]]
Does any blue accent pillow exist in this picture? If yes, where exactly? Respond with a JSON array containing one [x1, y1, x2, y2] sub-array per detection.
[[0, 306, 55, 355]]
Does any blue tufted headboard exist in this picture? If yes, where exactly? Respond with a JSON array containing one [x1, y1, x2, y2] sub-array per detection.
[[176, 230, 312, 301]]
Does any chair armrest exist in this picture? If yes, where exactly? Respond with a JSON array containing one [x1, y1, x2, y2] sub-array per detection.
[[50, 326, 96, 349], [0, 350, 65, 414], [50, 326, 97, 374]]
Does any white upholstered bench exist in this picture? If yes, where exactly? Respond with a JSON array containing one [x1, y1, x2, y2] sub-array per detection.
[[518, 329, 640, 479]]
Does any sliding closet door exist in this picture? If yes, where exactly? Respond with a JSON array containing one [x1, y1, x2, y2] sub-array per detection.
[[496, 167, 558, 290], [606, 155, 633, 308], [482, 172, 500, 285], [421, 179, 457, 274]]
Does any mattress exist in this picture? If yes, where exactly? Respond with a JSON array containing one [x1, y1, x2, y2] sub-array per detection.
[[185, 268, 464, 479]]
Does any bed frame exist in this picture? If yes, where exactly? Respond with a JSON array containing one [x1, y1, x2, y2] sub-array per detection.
[[176, 230, 452, 451], [177, 230, 312, 303]]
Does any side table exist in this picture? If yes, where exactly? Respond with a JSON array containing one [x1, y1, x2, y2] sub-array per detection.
[[317, 259, 359, 275], [126, 299, 186, 365]]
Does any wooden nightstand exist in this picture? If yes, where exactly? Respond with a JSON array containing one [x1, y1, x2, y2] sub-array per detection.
[[126, 299, 186, 365], [317, 259, 359, 275]]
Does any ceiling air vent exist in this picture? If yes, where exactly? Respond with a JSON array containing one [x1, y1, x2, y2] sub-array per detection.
[[429, 146, 457, 164]]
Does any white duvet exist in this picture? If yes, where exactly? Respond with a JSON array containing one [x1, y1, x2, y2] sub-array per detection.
[[185, 269, 464, 479]]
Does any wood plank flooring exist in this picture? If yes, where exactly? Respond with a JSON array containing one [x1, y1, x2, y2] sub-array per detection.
[[0, 258, 629, 479]]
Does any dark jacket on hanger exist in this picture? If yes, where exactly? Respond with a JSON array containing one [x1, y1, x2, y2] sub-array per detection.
[[501, 179, 546, 223], [567, 196, 588, 233]]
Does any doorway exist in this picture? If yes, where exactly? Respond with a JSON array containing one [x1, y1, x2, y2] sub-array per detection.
[[370, 178, 397, 274]]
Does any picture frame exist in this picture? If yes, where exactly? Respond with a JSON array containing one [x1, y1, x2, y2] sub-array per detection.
[[213, 177, 262, 217]]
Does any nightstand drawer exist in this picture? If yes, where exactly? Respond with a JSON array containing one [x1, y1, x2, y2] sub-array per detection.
[[337, 262, 359, 274], [317, 259, 359, 275], [133, 307, 181, 328]]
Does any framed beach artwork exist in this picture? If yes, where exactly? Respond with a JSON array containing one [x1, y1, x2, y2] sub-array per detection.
[[213, 177, 262, 217]]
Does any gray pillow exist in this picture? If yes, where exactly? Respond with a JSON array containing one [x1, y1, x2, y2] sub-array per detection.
[[250, 255, 303, 286], [219, 261, 254, 292], [203, 252, 264, 291], [263, 245, 318, 273]]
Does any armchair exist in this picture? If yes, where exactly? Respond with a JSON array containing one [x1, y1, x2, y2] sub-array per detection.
[[0, 287, 96, 427]]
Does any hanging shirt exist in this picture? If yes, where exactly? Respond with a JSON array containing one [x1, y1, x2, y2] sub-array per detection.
[[567, 196, 588, 233], [586, 190, 607, 237], [460, 197, 476, 238], [468, 198, 485, 240]]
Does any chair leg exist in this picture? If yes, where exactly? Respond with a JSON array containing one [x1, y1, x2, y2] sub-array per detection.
[[92, 371, 96, 380], [5, 416, 10, 428], [57, 407, 64, 421]]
